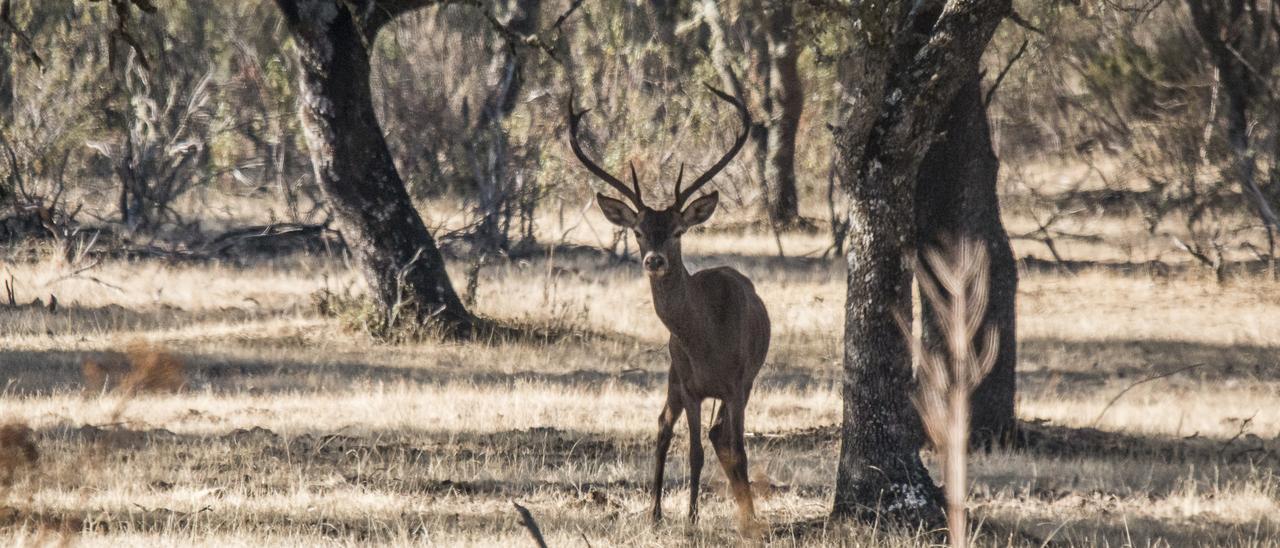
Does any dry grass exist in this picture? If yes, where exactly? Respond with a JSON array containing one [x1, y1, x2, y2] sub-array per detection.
[[0, 193, 1278, 546]]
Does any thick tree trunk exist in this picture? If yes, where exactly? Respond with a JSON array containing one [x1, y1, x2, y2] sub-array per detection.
[[763, 2, 801, 227], [915, 72, 1018, 446], [276, 0, 471, 334], [830, 0, 1011, 522], [832, 140, 942, 521]]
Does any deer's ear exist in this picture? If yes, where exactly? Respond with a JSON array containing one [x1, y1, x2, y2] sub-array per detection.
[[681, 191, 719, 227], [597, 193, 638, 227]]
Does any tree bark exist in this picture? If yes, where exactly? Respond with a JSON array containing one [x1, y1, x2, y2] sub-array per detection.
[[276, 0, 472, 334], [915, 71, 1018, 446], [0, 43, 11, 115], [831, 0, 1010, 522], [762, 1, 802, 227], [0, 41, 9, 204]]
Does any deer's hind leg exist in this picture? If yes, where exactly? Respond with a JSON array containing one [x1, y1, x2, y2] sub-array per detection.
[[651, 384, 684, 523], [709, 397, 757, 531]]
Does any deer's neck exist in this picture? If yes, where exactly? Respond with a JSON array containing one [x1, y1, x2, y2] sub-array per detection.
[[648, 259, 699, 338]]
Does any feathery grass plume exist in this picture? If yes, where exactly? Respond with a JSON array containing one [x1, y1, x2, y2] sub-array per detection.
[[900, 238, 999, 548], [120, 341, 186, 395], [81, 342, 186, 397]]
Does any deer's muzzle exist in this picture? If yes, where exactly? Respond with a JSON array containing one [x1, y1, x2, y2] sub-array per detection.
[[642, 253, 668, 275]]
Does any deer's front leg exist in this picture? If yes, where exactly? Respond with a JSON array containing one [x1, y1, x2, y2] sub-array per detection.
[[651, 389, 683, 523], [685, 397, 704, 523]]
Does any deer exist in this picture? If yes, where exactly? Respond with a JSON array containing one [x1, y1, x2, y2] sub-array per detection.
[[566, 83, 770, 532]]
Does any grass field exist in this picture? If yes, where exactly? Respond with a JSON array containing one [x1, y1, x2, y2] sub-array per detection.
[[1, 194, 1278, 546]]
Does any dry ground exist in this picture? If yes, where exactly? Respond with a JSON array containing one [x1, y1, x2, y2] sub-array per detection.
[[0, 198, 1278, 546]]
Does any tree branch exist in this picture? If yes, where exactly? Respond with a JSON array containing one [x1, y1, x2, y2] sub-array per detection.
[[370, 0, 580, 63], [1091, 363, 1208, 427], [0, 0, 45, 70], [1008, 8, 1043, 34], [891, 0, 1014, 147], [985, 38, 1029, 107]]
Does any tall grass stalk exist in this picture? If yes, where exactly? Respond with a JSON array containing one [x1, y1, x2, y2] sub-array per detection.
[[904, 239, 999, 548]]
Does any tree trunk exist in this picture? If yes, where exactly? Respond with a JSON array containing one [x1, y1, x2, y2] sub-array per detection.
[[1185, 0, 1280, 235], [0, 43, 10, 204], [830, 0, 1011, 522], [833, 139, 942, 521], [0, 43, 12, 115], [915, 72, 1018, 446], [763, 2, 801, 227], [701, 0, 770, 219], [276, 0, 471, 334], [472, 0, 540, 253]]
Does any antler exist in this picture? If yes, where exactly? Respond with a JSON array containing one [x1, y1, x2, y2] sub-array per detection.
[[675, 81, 751, 208], [566, 93, 644, 208]]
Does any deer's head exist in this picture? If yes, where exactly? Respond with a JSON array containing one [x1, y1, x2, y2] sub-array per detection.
[[567, 84, 750, 279]]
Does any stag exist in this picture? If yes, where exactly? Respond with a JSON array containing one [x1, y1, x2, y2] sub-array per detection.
[[567, 84, 769, 530]]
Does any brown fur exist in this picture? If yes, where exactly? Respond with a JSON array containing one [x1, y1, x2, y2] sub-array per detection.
[[600, 198, 771, 530], [567, 80, 763, 529]]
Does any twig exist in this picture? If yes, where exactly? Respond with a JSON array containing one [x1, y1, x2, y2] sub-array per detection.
[[1216, 412, 1257, 460], [44, 259, 104, 287], [1007, 9, 1043, 35], [551, 0, 584, 31], [512, 501, 548, 548], [985, 39, 1030, 108], [450, 0, 577, 64], [1090, 363, 1208, 427], [105, 0, 157, 71], [905, 238, 999, 548], [0, 0, 44, 69]]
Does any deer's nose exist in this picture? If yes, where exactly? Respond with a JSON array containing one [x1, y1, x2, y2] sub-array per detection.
[[643, 253, 667, 272]]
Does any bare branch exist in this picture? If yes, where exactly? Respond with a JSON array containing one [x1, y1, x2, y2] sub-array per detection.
[[1007, 9, 1043, 34], [1091, 363, 1210, 427], [985, 38, 1030, 108], [0, 0, 45, 70]]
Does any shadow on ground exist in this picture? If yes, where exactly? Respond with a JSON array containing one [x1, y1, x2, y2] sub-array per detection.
[[0, 335, 1274, 396]]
